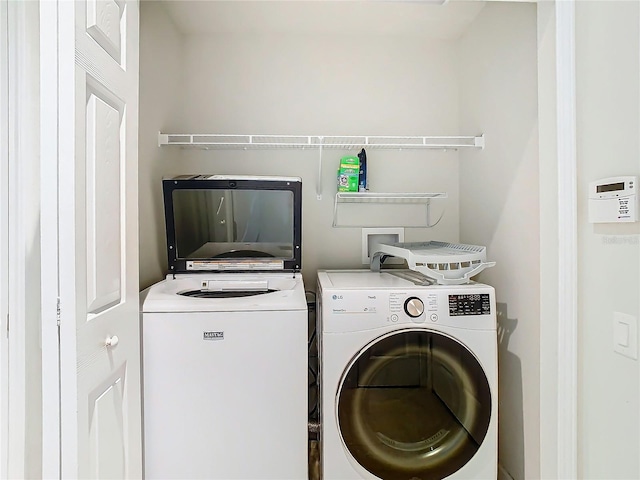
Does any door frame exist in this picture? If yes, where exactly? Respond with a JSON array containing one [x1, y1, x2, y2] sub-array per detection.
[[40, 0, 61, 477], [1, 1, 40, 478], [554, 0, 578, 477], [0, 0, 10, 476]]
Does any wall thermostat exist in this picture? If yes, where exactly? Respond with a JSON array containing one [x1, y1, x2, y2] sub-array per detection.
[[588, 176, 638, 223]]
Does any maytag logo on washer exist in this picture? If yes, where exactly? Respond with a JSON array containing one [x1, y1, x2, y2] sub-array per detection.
[[203, 331, 224, 341]]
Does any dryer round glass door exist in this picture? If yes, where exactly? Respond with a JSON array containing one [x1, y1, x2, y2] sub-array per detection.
[[336, 329, 492, 479]]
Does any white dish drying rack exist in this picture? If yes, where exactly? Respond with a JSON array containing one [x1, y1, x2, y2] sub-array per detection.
[[370, 241, 495, 285]]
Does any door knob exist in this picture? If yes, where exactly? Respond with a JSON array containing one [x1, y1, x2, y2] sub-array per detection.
[[105, 335, 119, 348]]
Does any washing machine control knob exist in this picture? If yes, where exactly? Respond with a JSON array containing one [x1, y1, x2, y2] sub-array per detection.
[[404, 297, 424, 318]]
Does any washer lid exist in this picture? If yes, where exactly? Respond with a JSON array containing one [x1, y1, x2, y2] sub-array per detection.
[[163, 175, 302, 274], [141, 273, 307, 313]]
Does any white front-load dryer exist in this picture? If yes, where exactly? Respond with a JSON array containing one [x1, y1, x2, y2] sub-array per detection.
[[318, 270, 497, 480], [141, 272, 308, 479]]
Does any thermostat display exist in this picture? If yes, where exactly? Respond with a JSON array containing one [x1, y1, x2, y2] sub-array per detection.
[[597, 182, 624, 193], [588, 176, 637, 223]]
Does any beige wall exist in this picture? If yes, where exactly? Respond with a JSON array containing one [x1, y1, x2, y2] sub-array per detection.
[[457, 3, 539, 479], [139, 3, 464, 290], [139, 1, 187, 289], [576, 1, 640, 477]]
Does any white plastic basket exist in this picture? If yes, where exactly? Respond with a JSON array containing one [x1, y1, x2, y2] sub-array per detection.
[[370, 241, 496, 285]]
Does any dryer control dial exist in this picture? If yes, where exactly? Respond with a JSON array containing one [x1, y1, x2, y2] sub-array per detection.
[[404, 297, 424, 318]]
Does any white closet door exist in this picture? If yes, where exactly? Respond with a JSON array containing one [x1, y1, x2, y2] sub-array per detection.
[[55, 1, 141, 477]]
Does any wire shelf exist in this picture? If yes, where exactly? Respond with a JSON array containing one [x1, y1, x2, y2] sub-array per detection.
[[333, 192, 447, 227], [157, 132, 484, 199], [335, 192, 447, 204], [158, 133, 485, 150]]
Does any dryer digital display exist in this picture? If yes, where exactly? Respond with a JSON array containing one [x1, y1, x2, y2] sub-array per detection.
[[448, 294, 491, 316]]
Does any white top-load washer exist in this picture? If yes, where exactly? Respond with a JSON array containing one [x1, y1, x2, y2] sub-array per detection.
[[318, 245, 497, 480], [141, 176, 307, 479]]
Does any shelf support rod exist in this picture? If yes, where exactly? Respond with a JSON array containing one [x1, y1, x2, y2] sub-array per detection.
[[317, 136, 324, 200]]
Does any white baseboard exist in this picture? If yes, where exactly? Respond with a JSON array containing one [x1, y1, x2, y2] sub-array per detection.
[[498, 463, 515, 480]]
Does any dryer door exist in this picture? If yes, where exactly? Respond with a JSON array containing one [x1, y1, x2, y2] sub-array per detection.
[[337, 329, 492, 479]]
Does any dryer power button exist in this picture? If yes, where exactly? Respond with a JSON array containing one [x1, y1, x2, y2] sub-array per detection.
[[404, 297, 424, 318]]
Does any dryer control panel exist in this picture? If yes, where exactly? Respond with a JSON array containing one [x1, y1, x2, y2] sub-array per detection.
[[322, 285, 495, 334]]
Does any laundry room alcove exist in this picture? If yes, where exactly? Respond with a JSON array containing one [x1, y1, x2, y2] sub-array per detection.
[[138, 2, 542, 478]]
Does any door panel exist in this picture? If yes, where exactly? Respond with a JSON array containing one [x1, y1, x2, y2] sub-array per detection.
[[85, 0, 123, 65], [85, 89, 123, 314], [88, 367, 126, 478]]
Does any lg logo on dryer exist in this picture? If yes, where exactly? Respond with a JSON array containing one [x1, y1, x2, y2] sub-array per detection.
[[332, 295, 343, 300], [203, 331, 224, 341]]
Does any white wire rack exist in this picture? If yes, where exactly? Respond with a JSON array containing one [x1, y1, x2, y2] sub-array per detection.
[[158, 133, 485, 150], [333, 192, 447, 227], [335, 192, 447, 203], [157, 132, 485, 199], [370, 241, 496, 284]]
